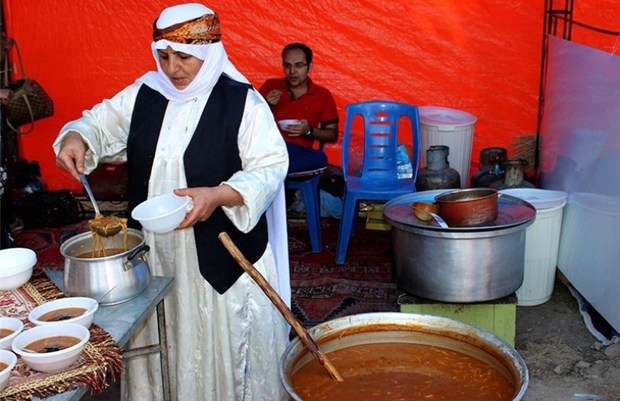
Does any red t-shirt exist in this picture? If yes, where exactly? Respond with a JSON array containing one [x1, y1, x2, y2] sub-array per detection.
[[259, 78, 339, 148]]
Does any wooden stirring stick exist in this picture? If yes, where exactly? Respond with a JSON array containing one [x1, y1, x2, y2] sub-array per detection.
[[218, 232, 344, 382]]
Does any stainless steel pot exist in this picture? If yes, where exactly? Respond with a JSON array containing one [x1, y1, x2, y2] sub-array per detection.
[[60, 228, 151, 305], [383, 191, 535, 302], [280, 312, 528, 401]]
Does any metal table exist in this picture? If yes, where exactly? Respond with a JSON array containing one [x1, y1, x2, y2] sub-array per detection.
[[36, 271, 174, 401]]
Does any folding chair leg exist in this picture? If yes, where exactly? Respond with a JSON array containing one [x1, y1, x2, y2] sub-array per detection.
[[335, 195, 358, 264]]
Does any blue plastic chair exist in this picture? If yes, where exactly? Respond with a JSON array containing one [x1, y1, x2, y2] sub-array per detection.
[[335, 101, 421, 264], [285, 144, 327, 253]]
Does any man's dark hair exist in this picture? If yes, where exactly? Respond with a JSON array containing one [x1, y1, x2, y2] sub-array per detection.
[[282, 42, 313, 64]]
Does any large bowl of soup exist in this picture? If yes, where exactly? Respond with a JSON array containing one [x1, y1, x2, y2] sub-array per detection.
[[11, 323, 90, 373], [280, 312, 528, 401]]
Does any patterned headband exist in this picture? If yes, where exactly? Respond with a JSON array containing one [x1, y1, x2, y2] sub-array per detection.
[[153, 13, 221, 45]]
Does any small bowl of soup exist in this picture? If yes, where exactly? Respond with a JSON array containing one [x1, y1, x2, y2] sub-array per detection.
[[28, 297, 99, 329], [11, 323, 90, 373], [0, 349, 18, 392], [0, 317, 24, 350]]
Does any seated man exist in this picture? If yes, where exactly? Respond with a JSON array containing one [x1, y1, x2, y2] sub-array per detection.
[[259, 42, 339, 174]]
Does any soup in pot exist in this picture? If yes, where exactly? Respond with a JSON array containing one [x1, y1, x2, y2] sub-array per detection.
[[38, 307, 87, 322], [292, 342, 515, 401], [76, 248, 127, 259], [26, 335, 81, 353]]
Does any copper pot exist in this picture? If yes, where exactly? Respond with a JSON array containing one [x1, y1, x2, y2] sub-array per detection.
[[435, 188, 498, 227]]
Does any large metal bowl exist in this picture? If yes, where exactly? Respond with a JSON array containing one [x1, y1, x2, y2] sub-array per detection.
[[280, 312, 528, 401], [384, 191, 535, 302]]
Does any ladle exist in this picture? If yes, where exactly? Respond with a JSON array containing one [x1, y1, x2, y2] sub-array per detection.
[[411, 205, 449, 228], [218, 232, 344, 382], [79, 174, 123, 237]]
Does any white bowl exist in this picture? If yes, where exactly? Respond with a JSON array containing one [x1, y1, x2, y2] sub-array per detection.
[[0, 317, 24, 350], [0, 349, 17, 392], [29, 297, 99, 328], [277, 119, 301, 131], [11, 323, 90, 373], [131, 193, 191, 234], [0, 248, 37, 290]]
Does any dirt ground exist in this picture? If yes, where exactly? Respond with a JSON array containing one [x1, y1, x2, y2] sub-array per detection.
[[83, 275, 620, 401], [516, 277, 620, 401]]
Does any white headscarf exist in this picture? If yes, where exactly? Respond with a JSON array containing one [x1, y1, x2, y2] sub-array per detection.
[[137, 3, 249, 102]]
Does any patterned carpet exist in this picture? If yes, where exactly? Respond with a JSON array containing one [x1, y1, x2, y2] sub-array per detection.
[[288, 218, 400, 327], [14, 217, 401, 328]]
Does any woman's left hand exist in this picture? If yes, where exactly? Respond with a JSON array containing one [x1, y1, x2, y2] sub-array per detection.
[[174, 185, 243, 229]]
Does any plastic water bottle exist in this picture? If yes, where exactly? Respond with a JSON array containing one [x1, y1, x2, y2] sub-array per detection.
[[396, 145, 413, 179]]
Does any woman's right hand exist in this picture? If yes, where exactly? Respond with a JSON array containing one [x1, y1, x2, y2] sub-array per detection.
[[56, 131, 87, 179]]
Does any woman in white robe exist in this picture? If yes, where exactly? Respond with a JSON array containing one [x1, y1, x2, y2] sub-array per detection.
[[53, 4, 290, 400]]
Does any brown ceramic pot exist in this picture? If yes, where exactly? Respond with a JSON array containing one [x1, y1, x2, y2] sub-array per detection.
[[434, 188, 498, 227]]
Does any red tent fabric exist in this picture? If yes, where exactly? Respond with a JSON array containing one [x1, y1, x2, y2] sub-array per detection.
[[3, 0, 618, 192]]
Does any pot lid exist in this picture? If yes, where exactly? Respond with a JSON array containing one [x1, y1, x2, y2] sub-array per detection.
[[418, 106, 477, 128], [383, 191, 535, 231], [499, 188, 567, 210]]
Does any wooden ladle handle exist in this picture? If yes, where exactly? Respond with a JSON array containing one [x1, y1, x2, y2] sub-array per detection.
[[218, 232, 344, 382]]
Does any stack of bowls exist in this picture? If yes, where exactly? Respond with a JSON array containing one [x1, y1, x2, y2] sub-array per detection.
[[0, 248, 37, 290]]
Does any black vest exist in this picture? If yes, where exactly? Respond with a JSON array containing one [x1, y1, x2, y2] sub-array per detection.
[[126, 76, 268, 294]]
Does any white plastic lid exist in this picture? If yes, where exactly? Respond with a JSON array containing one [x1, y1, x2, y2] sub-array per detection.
[[0, 248, 37, 273], [499, 188, 567, 210], [419, 106, 477, 129]]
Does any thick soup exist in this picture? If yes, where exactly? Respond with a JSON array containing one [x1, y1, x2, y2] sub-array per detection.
[[26, 335, 81, 353], [292, 342, 515, 401], [0, 328, 15, 339], [77, 248, 127, 259], [0, 362, 8, 371], [38, 307, 87, 322]]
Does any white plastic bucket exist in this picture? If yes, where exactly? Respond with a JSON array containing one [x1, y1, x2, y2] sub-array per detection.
[[419, 106, 477, 189], [501, 188, 568, 306], [557, 193, 620, 333]]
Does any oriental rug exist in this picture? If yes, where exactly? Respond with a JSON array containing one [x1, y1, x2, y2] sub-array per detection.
[[0, 269, 123, 401], [288, 217, 401, 327], [14, 216, 402, 328]]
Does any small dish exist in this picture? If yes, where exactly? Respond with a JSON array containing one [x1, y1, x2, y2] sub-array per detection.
[[131, 193, 191, 234], [410, 202, 439, 222], [12, 323, 90, 373], [29, 297, 98, 329], [277, 119, 301, 131], [0, 349, 17, 392], [0, 317, 24, 350]]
